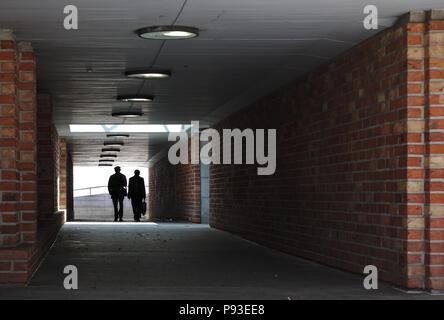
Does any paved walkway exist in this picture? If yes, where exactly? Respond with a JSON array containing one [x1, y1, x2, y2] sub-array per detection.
[[0, 222, 442, 299]]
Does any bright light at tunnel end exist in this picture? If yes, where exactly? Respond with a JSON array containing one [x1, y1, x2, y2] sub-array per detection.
[[66, 221, 159, 226], [69, 124, 191, 133]]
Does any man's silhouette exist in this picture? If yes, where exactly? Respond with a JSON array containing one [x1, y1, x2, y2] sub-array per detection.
[[128, 169, 146, 222], [107, 166, 127, 222]]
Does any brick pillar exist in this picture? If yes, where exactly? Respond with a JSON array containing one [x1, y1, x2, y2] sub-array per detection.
[[66, 152, 74, 221], [0, 29, 20, 247], [0, 32, 37, 247], [422, 11, 444, 291], [17, 42, 37, 243], [0, 30, 65, 283], [58, 137, 67, 211], [36, 94, 59, 218], [402, 11, 444, 291], [403, 16, 427, 291]]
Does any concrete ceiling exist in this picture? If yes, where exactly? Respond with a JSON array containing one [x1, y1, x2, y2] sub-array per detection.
[[0, 0, 442, 167]]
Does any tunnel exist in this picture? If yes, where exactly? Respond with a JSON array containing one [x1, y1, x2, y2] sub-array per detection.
[[1, 1, 444, 300]]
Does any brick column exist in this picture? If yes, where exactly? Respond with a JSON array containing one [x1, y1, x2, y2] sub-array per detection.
[[17, 42, 37, 243], [402, 11, 444, 291], [66, 152, 74, 221], [0, 34, 38, 247], [422, 11, 444, 291], [0, 29, 20, 247], [403, 17, 425, 289], [0, 30, 65, 283], [36, 94, 59, 218], [58, 137, 67, 211]]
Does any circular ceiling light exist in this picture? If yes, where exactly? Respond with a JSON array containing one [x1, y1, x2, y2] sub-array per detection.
[[117, 95, 154, 102], [136, 26, 199, 40], [100, 154, 117, 158], [112, 110, 143, 118], [125, 69, 171, 79], [107, 134, 130, 138], [102, 147, 121, 152], [104, 141, 124, 146]]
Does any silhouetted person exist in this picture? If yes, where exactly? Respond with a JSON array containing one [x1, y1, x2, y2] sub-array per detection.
[[108, 166, 127, 221], [128, 169, 146, 222]]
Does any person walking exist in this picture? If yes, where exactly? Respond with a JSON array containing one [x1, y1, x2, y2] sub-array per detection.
[[128, 169, 146, 222], [107, 166, 127, 222]]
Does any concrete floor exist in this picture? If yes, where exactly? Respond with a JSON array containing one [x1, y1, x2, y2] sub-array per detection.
[[0, 222, 442, 300]]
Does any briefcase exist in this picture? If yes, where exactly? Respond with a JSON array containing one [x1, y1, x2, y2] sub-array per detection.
[[142, 199, 147, 216]]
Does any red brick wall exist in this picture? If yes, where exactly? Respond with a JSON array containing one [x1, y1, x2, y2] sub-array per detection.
[[0, 34, 37, 247], [0, 32, 65, 283], [413, 16, 444, 291], [0, 33, 21, 248], [176, 161, 201, 223], [66, 152, 74, 221], [0, 210, 64, 282], [36, 95, 59, 217], [17, 42, 38, 244], [149, 156, 178, 219], [210, 12, 444, 291], [59, 137, 67, 210], [149, 139, 201, 222]]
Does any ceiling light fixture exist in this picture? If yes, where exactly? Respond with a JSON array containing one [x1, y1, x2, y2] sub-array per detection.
[[136, 26, 199, 40], [100, 154, 117, 158], [102, 147, 121, 152], [99, 159, 115, 162], [98, 163, 113, 167], [111, 110, 143, 118], [125, 69, 171, 79], [106, 134, 130, 138], [117, 95, 154, 102], [104, 141, 124, 146]]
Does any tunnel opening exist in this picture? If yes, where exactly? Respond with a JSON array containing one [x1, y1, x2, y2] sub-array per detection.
[[73, 166, 149, 222], [1, 2, 444, 298]]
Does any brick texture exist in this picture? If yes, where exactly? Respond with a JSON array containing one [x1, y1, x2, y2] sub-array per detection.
[[149, 138, 201, 222], [36, 95, 59, 217], [59, 138, 67, 210], [66, 152, 74, 221], [17, 42, 37, 244], [0, 37, 38, 247], [0, 32, 20, 248], [209, 12, 444, 291], [418, 13, 444, 291], [0, 33, 66, 283]]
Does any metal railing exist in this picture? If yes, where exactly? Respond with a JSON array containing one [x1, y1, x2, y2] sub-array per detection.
[[74, 185, 149, 198]]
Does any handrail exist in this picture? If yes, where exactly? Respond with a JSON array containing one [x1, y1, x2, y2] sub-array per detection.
[[74, 185, 108, 192], [74, 185, 148, 197]]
